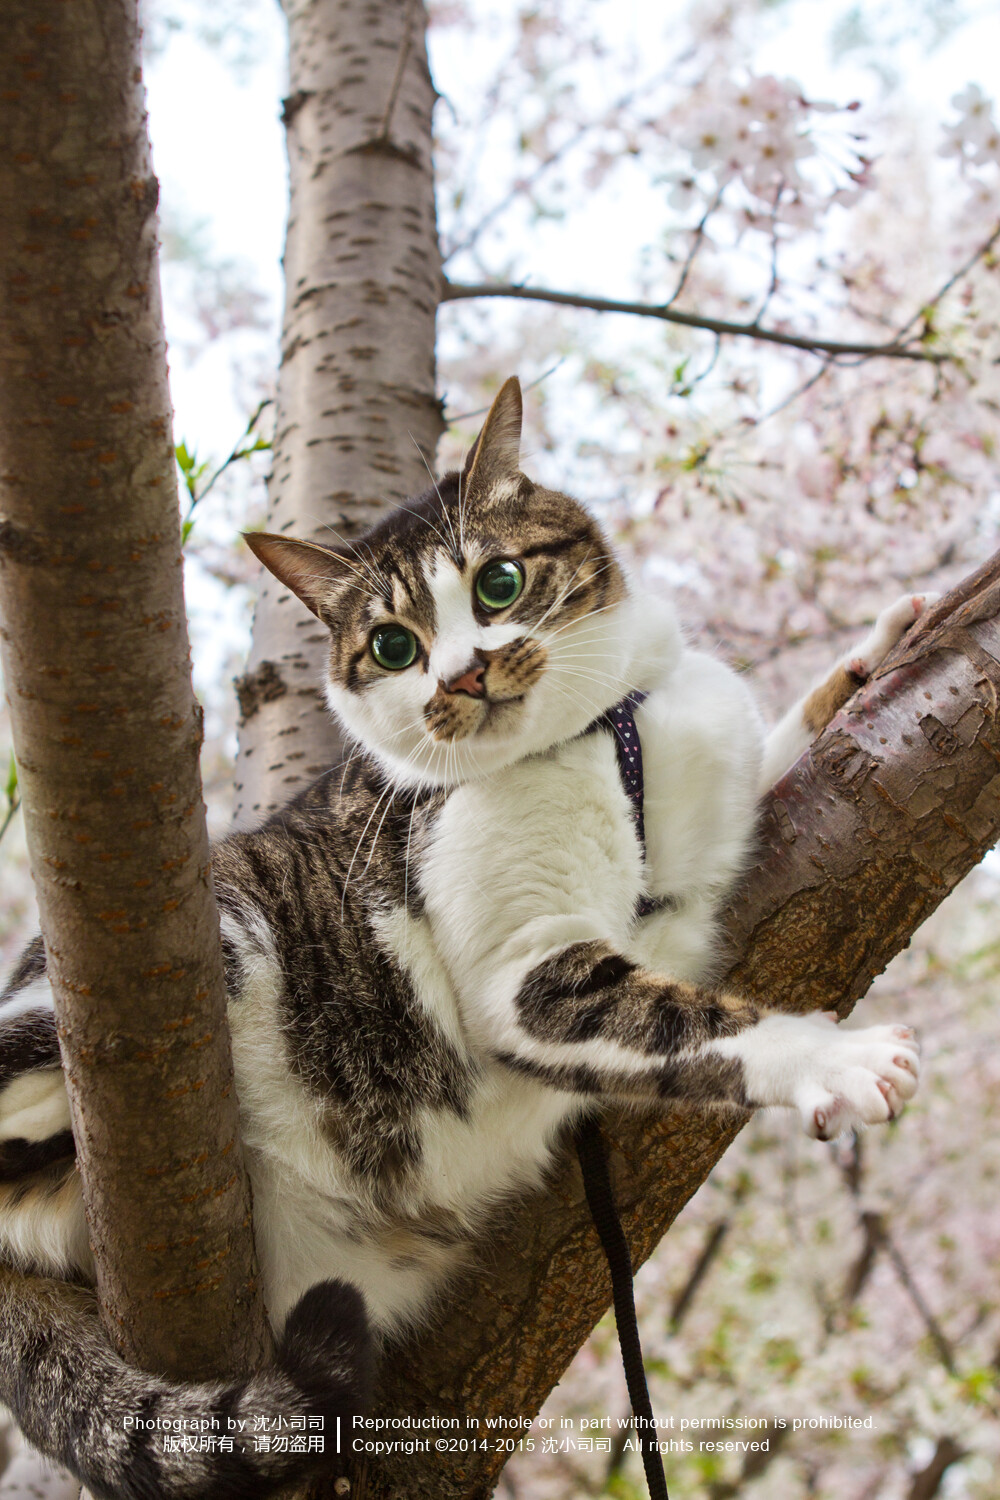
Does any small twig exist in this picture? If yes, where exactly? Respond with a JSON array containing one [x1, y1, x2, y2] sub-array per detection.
[[739, 357, 834, 433], [441, 280, 947, 362], [375, 0, 418, 143], [688, 333, 722, 392], [753, 183, 784, 326], [604, 1207, 735, 1484], [833, 1138, 954, 1372], [842, 1208, 883, 1308], [665, 189, 723, 309], [892, 219, 1000, 347], [443, 359, 564, 426], [881, 1233, 957, 1376], [177, 397, 272, 543], [906, 1436, 968, 1500], [442, 71, 672, 264], [0, 798, 20, 846], [668, 1217, 732, 1332], [707, 1421, 791, 1499]]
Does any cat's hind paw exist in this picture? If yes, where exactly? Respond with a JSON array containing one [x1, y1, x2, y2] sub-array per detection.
[[847, 593, 939, 681], [794, 1019, 921, 1141]]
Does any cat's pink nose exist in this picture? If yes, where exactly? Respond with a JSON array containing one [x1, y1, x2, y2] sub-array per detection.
[[443, 662, 486, 698]]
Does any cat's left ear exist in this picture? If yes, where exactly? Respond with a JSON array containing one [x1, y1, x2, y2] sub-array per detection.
[[463, 376, 522, 490], [243, 532, 357, 620]]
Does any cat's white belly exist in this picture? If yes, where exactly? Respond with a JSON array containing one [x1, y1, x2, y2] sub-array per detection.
[[224, 909, 574, 1335], [250, 1065, 580, 1336]]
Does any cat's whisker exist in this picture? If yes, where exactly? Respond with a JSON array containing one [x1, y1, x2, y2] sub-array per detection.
[[532, 598, 623, 649], [407, 435, 462, 564], [456, 469, 467, 558], [525, 549, 602, 637], [297, 512, 390, 594], [547, 642, 626, 668], [265, 562, 375, 605], [402, 790, 423, 921], [339, 780, 399, 917], [337, 713, 434, 796], [300, 511, 394, 599], [393, 497, 459, 567], [550, 668, 642, 701], [361, 785, 402, 882]]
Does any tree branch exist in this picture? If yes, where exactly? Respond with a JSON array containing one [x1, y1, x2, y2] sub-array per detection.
[[906, 1436, 967, 1500], [881, 1232, 957, 1376], [357, 545, 1000, 1500], [0, 0, 267, 1379], [234, 0, 442, 827], [440, 280, 948, 362]]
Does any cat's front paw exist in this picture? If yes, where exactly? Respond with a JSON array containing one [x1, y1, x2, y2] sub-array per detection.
[[847, 593, 939, 681], [792, 1017, 921, 1141]]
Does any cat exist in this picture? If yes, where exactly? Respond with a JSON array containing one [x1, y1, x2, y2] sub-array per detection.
[[0, 377, 923, 1499]]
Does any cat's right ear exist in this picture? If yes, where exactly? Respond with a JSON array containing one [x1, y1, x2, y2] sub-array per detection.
[[243, 533, 357, 620], [463, 376, 523, 491]]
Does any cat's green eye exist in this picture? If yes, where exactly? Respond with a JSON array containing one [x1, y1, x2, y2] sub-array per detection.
[[475, 559, 525, 611], [370, 625, 418, 671]]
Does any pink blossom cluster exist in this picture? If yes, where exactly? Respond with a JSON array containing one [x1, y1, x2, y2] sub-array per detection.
[[939, 84, 1000, 172], [674, 77, 816, 197], [666, 73, 869, 233]]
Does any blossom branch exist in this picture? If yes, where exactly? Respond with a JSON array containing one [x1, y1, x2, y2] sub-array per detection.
[[441, 71, 675, 264], [665, 188, 723, 308], [891, 219, 1000, 345], [440, 279, 948, 361]]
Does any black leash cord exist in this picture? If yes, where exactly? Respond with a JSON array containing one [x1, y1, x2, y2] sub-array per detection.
[[574, 1115, 669, 1500]]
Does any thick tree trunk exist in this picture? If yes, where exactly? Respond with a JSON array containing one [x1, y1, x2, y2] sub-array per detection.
[[233, 0, 442, 826], [0, 0, 267, 1379], [358, 552, 1000, 1500]]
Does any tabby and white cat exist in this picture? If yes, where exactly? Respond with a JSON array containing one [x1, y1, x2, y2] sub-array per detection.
[[0, 378, 922, 1498]]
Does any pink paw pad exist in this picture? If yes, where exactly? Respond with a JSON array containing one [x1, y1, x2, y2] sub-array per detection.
[[812, 1101, 845, 1141]]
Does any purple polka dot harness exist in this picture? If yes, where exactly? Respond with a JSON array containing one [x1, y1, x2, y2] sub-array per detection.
[[590, 690, 664, 919]]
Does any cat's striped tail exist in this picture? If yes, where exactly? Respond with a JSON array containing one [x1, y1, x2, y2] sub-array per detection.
[[0, 1269, 372, 1498]]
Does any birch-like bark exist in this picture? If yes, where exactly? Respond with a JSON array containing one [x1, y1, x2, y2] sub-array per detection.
[[0, 0, 267, 1379], [233, 0, 442, 826], [357, 551, 1000, 1500]]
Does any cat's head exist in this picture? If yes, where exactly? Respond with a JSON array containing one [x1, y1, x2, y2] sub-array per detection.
[[246, 378, 669, 789]]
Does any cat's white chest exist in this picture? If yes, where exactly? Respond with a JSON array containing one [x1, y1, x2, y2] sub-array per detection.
[[422, 643, 765, 1002]]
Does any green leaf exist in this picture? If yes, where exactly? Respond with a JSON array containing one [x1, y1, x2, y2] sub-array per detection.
[[0, 752, 21, 846], [175, 440, 195, 473], [181, 519, 195, 544]]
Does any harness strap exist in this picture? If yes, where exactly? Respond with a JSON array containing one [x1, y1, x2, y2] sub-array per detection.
[[574, 692, 670, 1498], [574, 1116, 669, 1500], [596, 690, 662, 918]]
